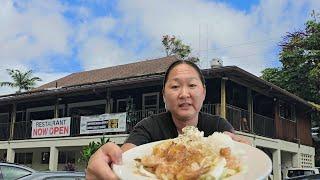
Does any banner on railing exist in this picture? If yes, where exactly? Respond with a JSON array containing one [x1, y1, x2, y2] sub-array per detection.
[[80, 113, 126, 134], [31, 117, 71, 138]]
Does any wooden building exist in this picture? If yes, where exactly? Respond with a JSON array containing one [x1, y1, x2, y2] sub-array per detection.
[[0, 56, 316, 179]]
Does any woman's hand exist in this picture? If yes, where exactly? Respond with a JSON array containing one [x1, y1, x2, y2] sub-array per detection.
[[86, 142, 122, 180], [224, 131, 251, 145]]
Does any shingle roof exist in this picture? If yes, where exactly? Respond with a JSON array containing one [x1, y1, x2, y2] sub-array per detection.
[[37, 56, 179, 90]]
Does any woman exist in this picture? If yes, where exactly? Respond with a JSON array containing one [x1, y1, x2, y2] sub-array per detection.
[[86, 60, 248, 180]]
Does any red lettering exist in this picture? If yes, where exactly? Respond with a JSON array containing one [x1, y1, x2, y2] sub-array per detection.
[[54, 127, 59, 134], [64, 126, 69, 134], [43, 128, 48, 135], [37, 128, 43, 135], [33, 128, 38, 136]]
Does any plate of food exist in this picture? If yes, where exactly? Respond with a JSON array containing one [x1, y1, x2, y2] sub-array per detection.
[[113, 126, 272, 180]]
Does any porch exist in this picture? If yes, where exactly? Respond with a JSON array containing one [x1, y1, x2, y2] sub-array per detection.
[[4, 103, 277, 140]]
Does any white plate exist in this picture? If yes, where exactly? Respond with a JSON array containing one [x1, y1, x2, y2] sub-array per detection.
[[113, 140, 272, 180]]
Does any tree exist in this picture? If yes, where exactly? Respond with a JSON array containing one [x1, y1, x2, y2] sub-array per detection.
[[261, 12, 320, 104], [0, 69, 42, 93], [162, 35, 199, 63], [261, 11, 320, 166]]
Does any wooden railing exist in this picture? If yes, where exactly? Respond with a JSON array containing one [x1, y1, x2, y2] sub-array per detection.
[[5, 104, 277, 140], [253, 113, 275, 138], [281, 117, 297, 141], [0, 122, 10, 140], [13, 121, 32, 140]]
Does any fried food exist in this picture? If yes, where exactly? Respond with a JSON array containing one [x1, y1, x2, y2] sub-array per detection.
[[135, 126, 243, 180]]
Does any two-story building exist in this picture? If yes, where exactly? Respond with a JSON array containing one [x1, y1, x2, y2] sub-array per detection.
[[0, 56, 316, 179]]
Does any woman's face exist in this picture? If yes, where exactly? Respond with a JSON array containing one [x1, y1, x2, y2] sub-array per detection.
[[163, 64, 206, 121]]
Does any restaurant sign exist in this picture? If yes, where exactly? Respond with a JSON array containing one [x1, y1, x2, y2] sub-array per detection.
[[31, 117, 71, 138], [80, 113, 126, 134]]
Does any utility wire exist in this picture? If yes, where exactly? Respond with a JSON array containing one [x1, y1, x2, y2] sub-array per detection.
[[198, 37, 281, 52]]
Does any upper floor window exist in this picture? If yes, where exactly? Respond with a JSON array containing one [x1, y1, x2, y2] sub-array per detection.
[[279, 101, 295, 121], [142, 92, 159, 110], [68, 100, 106, 116], [0, 113, 9, 123]]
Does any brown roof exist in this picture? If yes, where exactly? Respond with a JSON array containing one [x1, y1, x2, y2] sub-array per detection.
[[38, 56, 179, 90]]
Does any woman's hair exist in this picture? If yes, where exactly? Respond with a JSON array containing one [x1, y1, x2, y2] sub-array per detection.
[[162, 60, 205, 88]]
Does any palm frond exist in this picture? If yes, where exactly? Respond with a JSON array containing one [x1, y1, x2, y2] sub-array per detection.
[[0, 82, 15, 87]]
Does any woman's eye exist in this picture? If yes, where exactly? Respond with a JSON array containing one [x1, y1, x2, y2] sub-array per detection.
[[171, 85, 179, 89], [189, 84, 197, 88]]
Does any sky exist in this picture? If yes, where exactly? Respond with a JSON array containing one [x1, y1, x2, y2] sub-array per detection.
[[0, 0, 319, 95]]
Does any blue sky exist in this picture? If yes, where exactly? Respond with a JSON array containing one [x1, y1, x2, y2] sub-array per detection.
[[0, 0, 319, 95]]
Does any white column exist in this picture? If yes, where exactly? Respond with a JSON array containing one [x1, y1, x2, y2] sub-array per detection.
[[6, 148, 15, 163], [272, 149, 281, 180], [49, 146, 59, 171], [292, 152, 300, 167]]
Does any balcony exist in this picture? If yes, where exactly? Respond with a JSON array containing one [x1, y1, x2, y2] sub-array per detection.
[[7, 103, 276, 140], [0, 122, 10, 141], [253, 113, 274, 138], [281, 117, 297, 141]]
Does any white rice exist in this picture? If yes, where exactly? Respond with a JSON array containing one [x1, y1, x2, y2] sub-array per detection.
[[206, 132, 235, 154]]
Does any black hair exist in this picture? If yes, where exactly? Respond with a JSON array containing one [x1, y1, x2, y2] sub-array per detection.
[[162, 60, 205, 89]]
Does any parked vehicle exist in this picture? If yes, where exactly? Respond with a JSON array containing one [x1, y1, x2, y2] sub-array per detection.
[[284, 167, 319, 179], [19, 171, 85, 180], [0, 162, 85, 180], [0, 162, 35, 180]]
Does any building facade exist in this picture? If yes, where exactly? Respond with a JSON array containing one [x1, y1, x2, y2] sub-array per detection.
[[0, 56, 316, 179]]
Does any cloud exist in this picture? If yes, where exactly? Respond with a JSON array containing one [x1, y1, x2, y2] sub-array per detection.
[[78, 36, 132, 70], [0, 0, 73, 95], [116, 0, 319, 75], [0, 0, 72, 65], [75, 15, 135, 70], [2, 0, 320, 96]]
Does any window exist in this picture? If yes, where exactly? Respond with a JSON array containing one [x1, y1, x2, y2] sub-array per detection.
[[0, 113, 9, 123], [142, 93, 159, 110], [58, 151, 75, 164], [27, 105, 65, 121], [30, 110, 54, 120], [117, 99, 128, 113], [0, 113, 9, 140], [41, 152, 50, 164], [0, 165, 32, 180], [14, 152, 33, 164], [68, 100, 107, 116], [16, 111, 25, 122], [279, 101, 295, 121], [69, 105, 105, 116]]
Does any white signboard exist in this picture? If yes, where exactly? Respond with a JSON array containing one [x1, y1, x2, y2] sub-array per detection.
[[32, 117, 71, 138], [80, 113, 126, 134]]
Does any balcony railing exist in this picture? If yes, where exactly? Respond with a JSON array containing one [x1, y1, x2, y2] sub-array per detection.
[[253, 113, 274, 138], [226, 105, 250, 132], [281, 117, 297, 141], [4, 104, 275, 140], [13, 121, 31, 140], [0, 123, 10, 141], [201, 104, 220, 115], [127, 108, 167, 132]]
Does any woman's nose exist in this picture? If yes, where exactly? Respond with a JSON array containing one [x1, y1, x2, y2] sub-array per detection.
[[179, 87, 190, 98]]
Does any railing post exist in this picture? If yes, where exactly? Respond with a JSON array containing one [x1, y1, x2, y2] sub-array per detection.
[[220, 78, 226, 119], [54, 98, 59, 118], [247, 88, 253, 133], [9, 103, 16, 140], [105, 88, 112, 113]]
